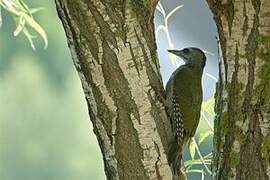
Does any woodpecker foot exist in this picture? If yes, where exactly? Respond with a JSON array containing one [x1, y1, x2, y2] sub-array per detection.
[[157, 92, 168, 107], [153, 86, 168, 108]]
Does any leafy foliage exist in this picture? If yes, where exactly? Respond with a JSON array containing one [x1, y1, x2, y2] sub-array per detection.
[[0, 0, 47, 50], [156, 1, 183, 66]]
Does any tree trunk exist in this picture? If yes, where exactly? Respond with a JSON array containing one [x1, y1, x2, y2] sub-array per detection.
[[54, 0, 175, 179], [207, 0, 270, 179]]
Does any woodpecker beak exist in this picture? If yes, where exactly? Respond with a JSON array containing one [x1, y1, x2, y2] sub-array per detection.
[[168, 49, 188, 62]]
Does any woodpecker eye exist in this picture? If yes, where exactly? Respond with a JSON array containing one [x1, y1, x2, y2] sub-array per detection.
[[182, 48, 190, 53]]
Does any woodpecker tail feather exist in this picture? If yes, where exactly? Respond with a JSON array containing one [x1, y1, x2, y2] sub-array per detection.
[[168, 140, 183, 175]]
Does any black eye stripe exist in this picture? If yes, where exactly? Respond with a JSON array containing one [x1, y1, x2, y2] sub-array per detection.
[[183, 48, 190, 53]]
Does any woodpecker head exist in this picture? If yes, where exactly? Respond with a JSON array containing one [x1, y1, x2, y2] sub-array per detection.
[[168, 47, 206, 68]]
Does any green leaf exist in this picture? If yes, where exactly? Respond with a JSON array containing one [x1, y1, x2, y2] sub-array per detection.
[[206, 107, 215, 117], [184, 159, 211, 167], [14, 15, 25, 36], [165, 5, 183, 22], [189, 140, 196, 160], [198, 131, 213, 145], [156, 2, 165, 16], [155, 4, 162, 15], [201, 170, 205, 180], [186, 169, 204, 174], [23, 28, 36, 50], [201, 95, 215, 118], [23, 13, 48, 49], [203, 152, 213, 159], [1, 0, 47, 50], [18, 0, 30, 12], [30, 7, 44, 14], [206, 72, 218, 81], [201, 95, 214, 110]]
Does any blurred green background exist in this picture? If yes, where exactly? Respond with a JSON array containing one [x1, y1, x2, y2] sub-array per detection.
[[0, 1, 105, 180]]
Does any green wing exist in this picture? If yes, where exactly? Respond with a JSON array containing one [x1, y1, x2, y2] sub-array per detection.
[[172, 66, 203, 138]]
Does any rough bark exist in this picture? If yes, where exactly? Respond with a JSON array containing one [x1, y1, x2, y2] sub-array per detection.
[[207, 0, 270, 179], [54, 0, 175, 179]]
